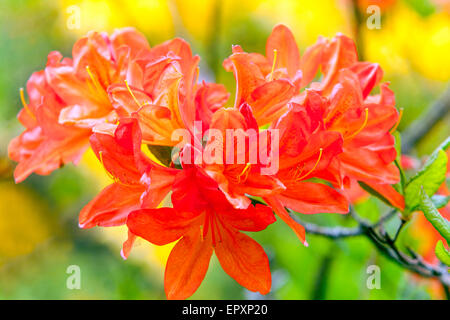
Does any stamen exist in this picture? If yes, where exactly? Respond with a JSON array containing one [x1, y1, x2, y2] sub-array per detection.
[[125, 80, 143, 108], [347, 107, 369, 139], [389, 108, 403, 134], [237, 162, 251, 184], [86, 66, 104, 92], [296, 148, 323, 181], [19, 88, 36, 121], [269, 49, 278, 81]]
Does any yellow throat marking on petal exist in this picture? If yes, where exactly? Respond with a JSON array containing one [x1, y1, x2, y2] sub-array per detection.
[[86, 66, 105, 93], [389, 108, 404, 134], [19, 88, 36, 121], [86, 65, 110, 104], [347, 107, 369, 139], [98, 151, 119, 183]]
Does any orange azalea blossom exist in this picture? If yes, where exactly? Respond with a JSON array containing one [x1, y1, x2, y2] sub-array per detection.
[[9, 25, 410, 299], [47, 27, 151, 130], [127, 163, 275, 300], [108, 39, 229, 146], [8, 70, 91, 183], [201, 104, 285, 209], [197, 94, 348, 245], [265, 92, 349, 245], [79, 118, 176, 258], [223, 25, 401, 205], [9, 28, 152, 182], [222, 25, 300, 126]]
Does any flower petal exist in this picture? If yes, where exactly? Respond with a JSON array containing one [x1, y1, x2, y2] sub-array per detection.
[[127, 208, 197, 246], [79, 182, 145, 228], [220, 204, 276, 232], [265, 196, 308, 245], [279, 182, 349, 214], [266, 24, 301, 78], [164, 230, 213, 300], [215, 226, 271, 295]]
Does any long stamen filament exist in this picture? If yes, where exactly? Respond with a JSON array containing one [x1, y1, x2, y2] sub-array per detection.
[[389, 108, 404, 134], [297, 148, 323, 181], [269, 49, 278, 81], [20, 88, 36, 121], [237, 162, 251, 184], [125, 80, 143, 108], [86, 66, 104, 93], [347, 107, 369, 139]]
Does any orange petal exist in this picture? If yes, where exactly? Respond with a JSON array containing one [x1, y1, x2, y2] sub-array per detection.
[[265, 196, 308, 246], [248, 79, 295, 126], [299, 37, 325, 87], [279, 182, 349, 214], [127, 208, 197, 246], [215, 225, 271, 295], [339, 146, 400, 185], [318, 34, 358, 94], [266, 24, 301, 78], [164, 230, 213, 300], [364, 181, 405, 211], [220, 203, 276, 232], [121, 230, 137, 260], [79, 182, 145, 228]]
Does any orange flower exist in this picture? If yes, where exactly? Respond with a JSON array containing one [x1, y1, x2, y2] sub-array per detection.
[[265, 91, 349, 245], [47, 27, 150, 129], [9, 28, 152, 182], [222, 25, 299, 125], [202, 104, 285, 209], [127, 165, 275, 299], [79, 118, 177, 258], [8, 71, 91, 183]]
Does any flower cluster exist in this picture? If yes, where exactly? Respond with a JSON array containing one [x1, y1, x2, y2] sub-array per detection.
[[9, 25, 401, 299]]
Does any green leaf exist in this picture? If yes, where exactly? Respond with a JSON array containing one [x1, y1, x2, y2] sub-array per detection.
[[419, 188, 450, 243], [435, 240, 450, 267], [146, 145, 173, 167], [431, 195, 450, 209], [404, 149, 448, 213]]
